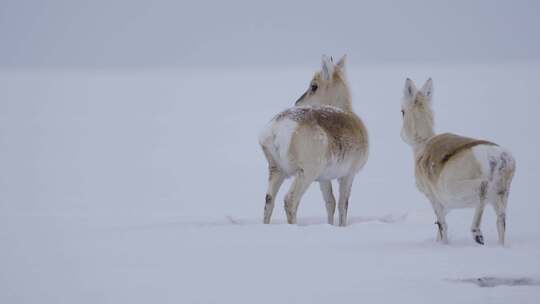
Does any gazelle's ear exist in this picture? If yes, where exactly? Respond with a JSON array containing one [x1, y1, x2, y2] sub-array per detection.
[[421, 78, 433, 98], [321, 55, 334, 81], [404, 78, 417, 99], [336, 54, 347, 71]]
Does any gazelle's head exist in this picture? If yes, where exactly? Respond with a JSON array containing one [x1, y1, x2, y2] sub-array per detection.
[[295, 55, 352, 111], [400, 78, 435, 147]]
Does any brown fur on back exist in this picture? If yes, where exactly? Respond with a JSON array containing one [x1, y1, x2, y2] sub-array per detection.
[[276, 106, 368, 160], [417, 133, 497, 183]]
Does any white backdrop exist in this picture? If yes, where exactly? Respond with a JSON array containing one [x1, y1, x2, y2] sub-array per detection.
[[1, 1, 540, 303], [1, 0, 539, 68]]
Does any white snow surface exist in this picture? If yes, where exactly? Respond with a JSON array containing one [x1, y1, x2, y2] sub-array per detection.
[[1, 64, 539, 303]]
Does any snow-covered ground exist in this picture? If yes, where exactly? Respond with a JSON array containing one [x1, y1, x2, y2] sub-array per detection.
[[1, 64, 539, 303]]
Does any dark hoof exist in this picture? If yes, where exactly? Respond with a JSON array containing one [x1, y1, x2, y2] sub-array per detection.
[[475, 235, 485, 245]]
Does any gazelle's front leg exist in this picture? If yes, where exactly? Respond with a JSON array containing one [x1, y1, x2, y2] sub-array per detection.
[[337, 175, 354, 227], [319, 181, 336, 225]]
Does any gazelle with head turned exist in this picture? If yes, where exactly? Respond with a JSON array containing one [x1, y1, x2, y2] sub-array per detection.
[[400, 78, 516, 245], [259, 55, 368, 226]]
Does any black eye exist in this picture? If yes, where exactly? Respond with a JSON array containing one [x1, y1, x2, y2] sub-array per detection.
[[401, 110, 405, 117], [310, 83, 318, 92]]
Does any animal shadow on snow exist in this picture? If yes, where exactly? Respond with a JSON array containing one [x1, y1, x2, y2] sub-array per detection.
[[226, 213, 407, 226], [115, 213, 407, 230], [449, 277, 540, 288]]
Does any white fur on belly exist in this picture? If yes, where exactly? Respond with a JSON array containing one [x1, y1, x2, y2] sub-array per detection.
[[318, 157, 355, 181]]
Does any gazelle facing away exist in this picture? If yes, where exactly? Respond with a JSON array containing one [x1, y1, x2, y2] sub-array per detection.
[[258, 55, 368, 226], [401, 78, 516, 245]]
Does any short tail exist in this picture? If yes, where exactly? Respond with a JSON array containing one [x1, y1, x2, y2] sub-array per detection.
[[474, 145, 515, 203]]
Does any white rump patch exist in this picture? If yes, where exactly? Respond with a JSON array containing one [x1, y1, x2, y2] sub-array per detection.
[[472, 145, 512, 180], [259, 117, 298, 175]]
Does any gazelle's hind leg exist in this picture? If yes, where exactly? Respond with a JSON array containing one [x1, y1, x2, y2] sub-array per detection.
[[284, 170, 316, 224], [491, 151, 515, 246], [471, 181, 488, 245], [492, 196, 507, 246], [264, 168, 285, 224], [430, 199, 448, 243], [337, 175, 355, 227], [445, 179, 491, 244], [492, 177, 513, 246], [262, 147, 285, 224], [319, 181, 336, 225], [471, 204, 486, 245]]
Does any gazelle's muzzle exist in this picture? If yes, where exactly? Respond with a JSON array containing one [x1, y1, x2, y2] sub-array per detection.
[[295, 91, 307, 106]]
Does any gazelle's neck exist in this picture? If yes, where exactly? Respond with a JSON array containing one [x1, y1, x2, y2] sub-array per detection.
[[332, 94, 353, 112], [408, 107, 435, 155], [412, 139, 429, 158], [330, 80, 353, 112], [411, 130, 436, 157]]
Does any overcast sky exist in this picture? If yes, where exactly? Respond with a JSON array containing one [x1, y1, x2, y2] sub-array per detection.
[[1, 0, 539, 68]]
